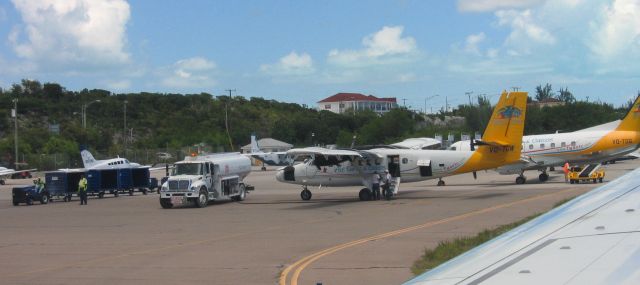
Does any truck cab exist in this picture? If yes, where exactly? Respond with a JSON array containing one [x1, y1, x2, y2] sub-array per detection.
[[159, 153, 252, 208]]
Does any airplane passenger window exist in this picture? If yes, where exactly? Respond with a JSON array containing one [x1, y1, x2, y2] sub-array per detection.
[[561, 142, 566, 147], [402, 158, 408, 164], [540, 144, 545, 149], [551, 143, 555, 148], [529, 144, 533, 150]]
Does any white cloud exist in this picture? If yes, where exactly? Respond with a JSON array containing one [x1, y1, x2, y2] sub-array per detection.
[[9, 0, 130, 70], [495, 9, 555, 54], [103, 79, 131, 90], [458, 0, 545, 12], [464, 32, 486, 55], [328, 26, 417, 66], [590, 0, 640, 60], [161, 57, 217, 89], [260, 51, 315, 76]]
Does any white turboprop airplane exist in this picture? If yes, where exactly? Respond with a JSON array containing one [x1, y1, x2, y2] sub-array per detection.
[[80, 149, 143, 169], [0, 166, 37, 185], [276, 91, 528, 201], [404, 166, 640, 285], [247, 135, 292, 167], [449, 95, 640, 184]]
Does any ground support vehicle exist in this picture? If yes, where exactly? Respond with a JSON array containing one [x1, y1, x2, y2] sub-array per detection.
[[569, 164, 605, 184], [12, 185, 50, 206], [159, 153, 253, 208], [45, 171, 85, 202]]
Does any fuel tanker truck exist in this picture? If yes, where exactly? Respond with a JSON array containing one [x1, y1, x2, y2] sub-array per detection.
[[159, 153, 253, 208]]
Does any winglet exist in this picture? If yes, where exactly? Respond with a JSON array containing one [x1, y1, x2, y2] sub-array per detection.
[[616, 95, 640, 131]]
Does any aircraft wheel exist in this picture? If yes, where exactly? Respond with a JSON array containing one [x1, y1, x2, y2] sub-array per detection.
[[539, 173, 549, 182], [0, 180, 4, 185], [114, 191, 119, 197], [437, 180, 445, 186], [359, 188, 372, 201], [142, 188, 148, 195], [300, 189, 312, 201], [129, 189, 134, 196], [160, 198, 173, 209], [515, 176, 526, 184]]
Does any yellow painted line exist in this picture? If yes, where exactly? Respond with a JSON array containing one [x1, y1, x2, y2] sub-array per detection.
[[280, 187, 580, 285]]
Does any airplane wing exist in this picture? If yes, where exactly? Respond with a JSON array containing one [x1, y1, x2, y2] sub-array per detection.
[[404, 167, 640, 285], [286, 147, 364, 158], [0, 168, 37, 177]]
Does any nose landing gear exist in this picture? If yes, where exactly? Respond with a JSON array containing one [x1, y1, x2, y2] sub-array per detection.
[[300, 186, 312, 201]]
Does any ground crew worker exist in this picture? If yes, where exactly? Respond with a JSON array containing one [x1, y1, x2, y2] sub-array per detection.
[[78, 174, 88, 205], [371, 172, 381, 200], [562, 162, 570, 183], [34, 177, 45, 193], [382, 170, 393, 198]]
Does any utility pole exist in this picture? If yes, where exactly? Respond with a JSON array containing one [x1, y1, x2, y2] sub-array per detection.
[[224, 89, 236, 151], [123, 100, 128, 152], [424, 95, 439, 115], [465, 91, 474, 106], [402, 98, 407, 107], [12, 99, 18, 169], [445, 96, 449, 113], [511, 87, 521, 92]]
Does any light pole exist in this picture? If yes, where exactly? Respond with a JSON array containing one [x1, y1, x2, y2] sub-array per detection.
[[12, 98, 18, 169], [424, 95, 439, 114], [82, 99, 101, 129]]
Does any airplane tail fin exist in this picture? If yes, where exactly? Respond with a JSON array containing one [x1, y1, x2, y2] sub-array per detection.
[[250, 134, 261, 153], [477, 91, 528, 163], [80, 150, 98, 169], [616, 95, 640, 131]]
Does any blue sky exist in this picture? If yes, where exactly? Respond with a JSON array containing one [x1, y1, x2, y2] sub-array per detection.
[[1, 0, 639, 111]]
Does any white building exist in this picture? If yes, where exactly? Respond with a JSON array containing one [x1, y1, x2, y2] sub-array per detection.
[[317, 93, 398, 114]]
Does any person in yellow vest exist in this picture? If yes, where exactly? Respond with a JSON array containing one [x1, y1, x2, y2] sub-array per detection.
[[78, 174, 88, 205]]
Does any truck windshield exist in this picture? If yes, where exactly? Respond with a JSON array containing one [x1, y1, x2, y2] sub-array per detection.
[[173, 163, 202, 175]]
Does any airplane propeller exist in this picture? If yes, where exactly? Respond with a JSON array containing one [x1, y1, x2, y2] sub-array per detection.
[[470, 138, 476, 151], [473, 171, 477, 179]]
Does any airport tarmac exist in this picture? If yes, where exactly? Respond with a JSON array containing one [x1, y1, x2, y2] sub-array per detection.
[[0, 160, 638, 285]]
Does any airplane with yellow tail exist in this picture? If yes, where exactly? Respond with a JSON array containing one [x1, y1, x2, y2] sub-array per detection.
[[275, 91, 528, 201], [451, 94, 640, 184]]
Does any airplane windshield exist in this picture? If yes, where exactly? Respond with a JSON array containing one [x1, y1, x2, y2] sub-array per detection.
[[173, 163, 202, 175]]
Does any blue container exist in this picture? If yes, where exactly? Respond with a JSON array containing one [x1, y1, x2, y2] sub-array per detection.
[[132, 168, 150, 188], [117, 168, 133, 190], [45, 171, 85, 200], [86, 170, 101, 193]]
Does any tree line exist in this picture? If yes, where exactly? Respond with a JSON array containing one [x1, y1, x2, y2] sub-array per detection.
[[0, 80, 631, 168]]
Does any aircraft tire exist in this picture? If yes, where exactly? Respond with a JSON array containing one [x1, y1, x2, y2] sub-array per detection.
[[129, 189, 134, 196], [0, 180, 4, 185], [539, 173, 549, 182], [300, 189, 312, 201], [359, 188, 372, 201], [437, 180, 445, 186], [515, 176, 526, 184]]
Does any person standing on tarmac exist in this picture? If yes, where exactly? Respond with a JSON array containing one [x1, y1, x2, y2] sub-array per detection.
[[382, 170, 392, 196], [371, 172, 381, 200], [78, 174, 88, 205]]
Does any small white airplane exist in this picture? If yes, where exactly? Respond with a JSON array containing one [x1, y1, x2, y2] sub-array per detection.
[[0, 166, 37, 185], [80, 150, 143, 169], [247, 134, 292, 167], [276, 91, 528, 201], [404, 166, 640, 285], [449, 95, 640, 184], [391, 137, 442, 150]]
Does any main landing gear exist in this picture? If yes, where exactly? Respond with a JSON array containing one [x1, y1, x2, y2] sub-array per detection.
[[437, 178, 445, 186], [300, 186, 312, 201], [515, 172, 527, 184], [538, 171, 549, 182], [359, 188, 372, 201]]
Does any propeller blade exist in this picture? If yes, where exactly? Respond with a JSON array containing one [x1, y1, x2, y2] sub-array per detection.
[[473, 171, 477, 179], [470, 138, 475, 151]]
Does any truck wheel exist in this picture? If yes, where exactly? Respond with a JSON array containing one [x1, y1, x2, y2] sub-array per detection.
[[129, 189, 134, 196], [235, 185, 246, 201], [40, 194, 49, 204], [98, 192, 104, 199], [160, 198, 173, 209], [195, 188, 208, 208]]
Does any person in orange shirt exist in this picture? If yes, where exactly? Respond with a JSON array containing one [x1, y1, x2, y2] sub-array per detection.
[[562, 162, 570, 183]]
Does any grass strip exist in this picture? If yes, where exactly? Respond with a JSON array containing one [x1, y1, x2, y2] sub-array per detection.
[[411, 196, 575, 275]]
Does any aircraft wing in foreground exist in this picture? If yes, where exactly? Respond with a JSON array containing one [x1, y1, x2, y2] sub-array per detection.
[[405, 166, 640, 285]]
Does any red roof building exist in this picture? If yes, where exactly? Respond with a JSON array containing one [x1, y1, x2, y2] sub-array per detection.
[[317, 93, 398, 114]]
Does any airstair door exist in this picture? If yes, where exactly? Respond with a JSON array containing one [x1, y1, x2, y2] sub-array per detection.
[[387, 155, 401, 177]]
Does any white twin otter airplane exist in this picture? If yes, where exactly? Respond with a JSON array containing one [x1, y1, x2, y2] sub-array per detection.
[[276, 91, 528, 201]]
